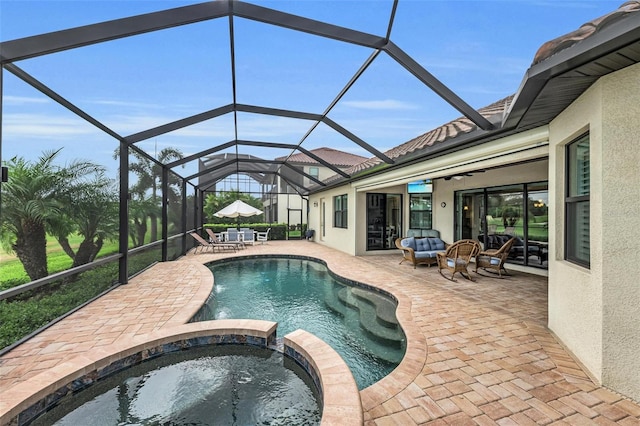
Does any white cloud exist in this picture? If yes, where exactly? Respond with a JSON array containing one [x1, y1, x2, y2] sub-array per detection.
[[3, 95, 50, 105], [2, 113, 98, 139], [341, 99, 418, 110], [89, 99, 166, 109], [427, 56, 528, 76]]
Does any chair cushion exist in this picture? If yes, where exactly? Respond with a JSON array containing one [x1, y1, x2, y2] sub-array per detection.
[[415, 238, 431, 252], [427, 237, 445, 251], [446, 258, 468, 267], [400, 237, 416, 250], [422, 229, 441, 238], [414, 251, 432, 259], [488, 257, 501, 265]]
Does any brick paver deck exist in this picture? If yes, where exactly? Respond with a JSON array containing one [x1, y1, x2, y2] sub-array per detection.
[[1, 241, 638, 425]]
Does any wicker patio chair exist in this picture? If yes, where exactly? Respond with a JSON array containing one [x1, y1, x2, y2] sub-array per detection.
[[436, 239, 481, 282], [475, 236, 516, 278]]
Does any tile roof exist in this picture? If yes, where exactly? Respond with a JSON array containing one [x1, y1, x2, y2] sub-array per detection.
[[532, 1, 640, 65], [316, 3, 640, 190], [330, 95, 513, 180], [276, 147, 368, 167]]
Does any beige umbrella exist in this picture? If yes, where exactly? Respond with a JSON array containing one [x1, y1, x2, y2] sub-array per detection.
[[214, 200, 263, 218]]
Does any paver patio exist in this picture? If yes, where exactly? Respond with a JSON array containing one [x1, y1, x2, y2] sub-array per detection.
[[1, 241, 638, 425]]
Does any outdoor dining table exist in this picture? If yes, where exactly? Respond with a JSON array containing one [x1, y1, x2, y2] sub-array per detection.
[[218, 231, 239, 242], [218, 230, 255, 242]]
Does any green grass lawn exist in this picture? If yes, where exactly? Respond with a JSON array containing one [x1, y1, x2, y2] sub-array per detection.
[[487, 219, 548, 242], [0, 235, 120, 291]]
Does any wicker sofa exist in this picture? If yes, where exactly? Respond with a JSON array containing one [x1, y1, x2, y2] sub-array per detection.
[[395, 230, 448, 268]]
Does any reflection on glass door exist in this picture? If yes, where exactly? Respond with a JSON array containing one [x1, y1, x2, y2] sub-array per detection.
[[320, 198, 326, 240], [487, 186, 523, 237], [366, 193, 401, 250], [455, 182, 548, 269], [527, 183, 549, 267], [455, 190, 483, 240]]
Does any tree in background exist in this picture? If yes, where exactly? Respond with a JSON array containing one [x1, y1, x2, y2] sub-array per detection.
[[0, 150, 103, 280], [49, 173, 119, 268], [203, 190, 264, 225], [115, 147, 183, 244]]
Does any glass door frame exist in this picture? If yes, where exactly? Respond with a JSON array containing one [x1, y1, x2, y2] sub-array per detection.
[[454, 181, 548, 269], [366, 193, 402, 251]]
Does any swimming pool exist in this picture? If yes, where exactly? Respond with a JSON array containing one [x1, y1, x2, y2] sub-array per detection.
[[194, 257, 406, 389], [32, 345, 321, 425]]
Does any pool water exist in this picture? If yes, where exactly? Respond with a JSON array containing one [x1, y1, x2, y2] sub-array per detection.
[[33, 345, 321, 426], [197, 257, 406, 389]]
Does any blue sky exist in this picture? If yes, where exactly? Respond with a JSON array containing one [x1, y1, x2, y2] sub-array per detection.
[[0, 0, 622, 183]]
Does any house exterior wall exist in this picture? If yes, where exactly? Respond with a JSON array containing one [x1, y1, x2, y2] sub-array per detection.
[[549, 62, 640, 401], [310, 128, 550, 257], [274, 193, 306, 226], [270, 165, 354, 227], [307, 185, 358, 255]]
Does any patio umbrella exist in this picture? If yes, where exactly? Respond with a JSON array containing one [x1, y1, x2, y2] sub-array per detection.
[[214, 199, 263, 218]]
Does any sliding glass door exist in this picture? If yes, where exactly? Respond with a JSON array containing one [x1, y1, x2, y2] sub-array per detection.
[[455, 182, 548, 268], [366, 193, 402, 251], [455, 190, 483, 240]]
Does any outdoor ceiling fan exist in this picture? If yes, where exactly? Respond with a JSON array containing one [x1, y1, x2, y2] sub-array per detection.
[[443, 170, 484, 181]]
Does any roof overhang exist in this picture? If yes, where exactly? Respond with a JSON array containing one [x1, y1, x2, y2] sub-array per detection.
[[503, 9, 640, 130]]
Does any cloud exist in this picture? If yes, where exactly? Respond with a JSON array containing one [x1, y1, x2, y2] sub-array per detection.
[[89, 99, 166, 109], [2, 113, 99, 139], [3, 95, 50, 105], [427, 56, 528, 76], [341, 99, 418, 110]]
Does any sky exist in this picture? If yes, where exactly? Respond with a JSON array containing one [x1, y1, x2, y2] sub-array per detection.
[[0, 0, 623, 186]]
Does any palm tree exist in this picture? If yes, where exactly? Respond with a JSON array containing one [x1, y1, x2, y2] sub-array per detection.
[[0, 150, 102, 280], [49, 174, 119, 267], [114, 147, 183, 243]]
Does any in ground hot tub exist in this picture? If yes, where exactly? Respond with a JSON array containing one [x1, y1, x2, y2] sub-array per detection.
[[32, 344, 321, 425], [6, 321, 363, 426]]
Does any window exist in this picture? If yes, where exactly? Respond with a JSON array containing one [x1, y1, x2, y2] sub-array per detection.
[[566, 133, 590, 268], [309, 167, 319, 178], [409, 194, 432, 229], [334, 194, 348, 228]]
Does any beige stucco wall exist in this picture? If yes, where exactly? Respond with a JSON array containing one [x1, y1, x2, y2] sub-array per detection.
[[275, 193, 307, 226], [549, 62, 640, 401], [307, 185, 358, 255]]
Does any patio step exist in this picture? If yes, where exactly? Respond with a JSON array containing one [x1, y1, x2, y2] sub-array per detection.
[[350, 288, 398, 328], [336, 287, 404, 344]]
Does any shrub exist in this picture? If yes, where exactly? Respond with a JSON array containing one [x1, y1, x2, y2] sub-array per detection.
[[0, 250, 158, 350]]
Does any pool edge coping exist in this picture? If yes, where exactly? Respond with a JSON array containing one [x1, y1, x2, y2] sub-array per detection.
[[3, 320, 366, 425]]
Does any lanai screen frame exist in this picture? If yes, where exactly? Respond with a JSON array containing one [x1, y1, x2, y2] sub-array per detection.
[[0, 0, 493, 288]]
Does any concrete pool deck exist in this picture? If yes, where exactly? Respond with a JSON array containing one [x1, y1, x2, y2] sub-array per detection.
[[1, 240, 639, 424]]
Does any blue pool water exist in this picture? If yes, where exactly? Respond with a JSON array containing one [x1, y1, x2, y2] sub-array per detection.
[[196, 257, 406, 389], [33, 345, 321, 425]]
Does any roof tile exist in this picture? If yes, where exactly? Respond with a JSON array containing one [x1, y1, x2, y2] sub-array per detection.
[[276, 147, 367, 167], [533, 1, 640, 65]]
